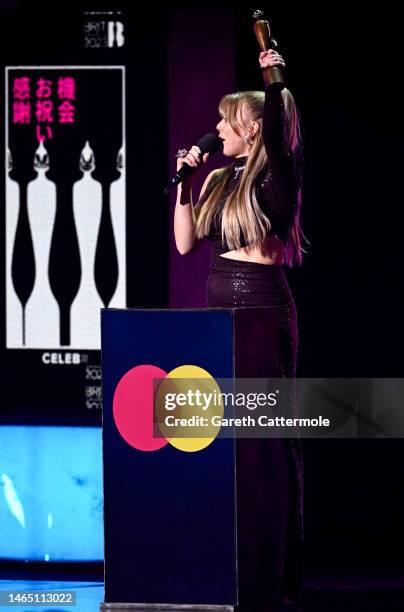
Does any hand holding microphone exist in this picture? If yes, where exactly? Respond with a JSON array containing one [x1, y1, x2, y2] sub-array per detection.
[[176, 145, 209, 184], [164, 133, 222, 195]]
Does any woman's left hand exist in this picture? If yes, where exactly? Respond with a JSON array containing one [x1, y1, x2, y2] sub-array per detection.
[[259, 49, 286, 70]]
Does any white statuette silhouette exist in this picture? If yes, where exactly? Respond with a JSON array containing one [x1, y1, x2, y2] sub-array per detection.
[[6, 150, 24, 347], [25, 142, 59, 348], [71, 141, 103, 349], [108, 144, 126, 308]]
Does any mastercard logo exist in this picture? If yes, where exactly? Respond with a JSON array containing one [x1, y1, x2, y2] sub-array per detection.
[[113, 364, 223, 453]]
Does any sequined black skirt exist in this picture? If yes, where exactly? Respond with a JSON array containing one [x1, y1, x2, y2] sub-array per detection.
[[207, 254, 298, 377], [207, 254, 303, 608], [207, 253, 295, 308]]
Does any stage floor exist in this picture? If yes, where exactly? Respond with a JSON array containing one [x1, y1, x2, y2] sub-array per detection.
[[0, 578, 403, 611]]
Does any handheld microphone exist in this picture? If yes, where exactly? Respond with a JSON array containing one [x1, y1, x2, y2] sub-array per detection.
[[163, 133, 223, 195]]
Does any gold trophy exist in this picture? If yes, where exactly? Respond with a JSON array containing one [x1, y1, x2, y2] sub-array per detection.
[[253, 9, 284, 87]]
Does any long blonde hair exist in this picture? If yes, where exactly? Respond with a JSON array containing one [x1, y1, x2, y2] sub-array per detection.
[[195, 88, 304, 266]]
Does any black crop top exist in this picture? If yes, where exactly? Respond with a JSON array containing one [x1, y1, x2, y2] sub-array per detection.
[[196, 82, 300, 255]]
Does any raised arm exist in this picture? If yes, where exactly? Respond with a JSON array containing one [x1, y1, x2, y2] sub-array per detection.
[[259, 49, 295, 190], [256, 50, 299, 236], [262, 83, 294, 184]]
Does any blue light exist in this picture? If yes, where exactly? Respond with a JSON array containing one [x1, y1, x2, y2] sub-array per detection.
[[0, 425, 103, 561]]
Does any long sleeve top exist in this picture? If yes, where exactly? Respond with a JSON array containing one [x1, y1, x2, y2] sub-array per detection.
[[197, 82, 300, 256]]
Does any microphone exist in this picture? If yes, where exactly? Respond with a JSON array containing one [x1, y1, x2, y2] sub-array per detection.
[[163, 133, 223, 195]]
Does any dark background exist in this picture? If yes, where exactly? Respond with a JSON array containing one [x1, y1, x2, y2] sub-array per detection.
[[1, 0, 403, 584]]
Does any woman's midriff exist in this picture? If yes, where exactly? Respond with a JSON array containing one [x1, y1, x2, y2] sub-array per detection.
[[219, 234, 284, 265]]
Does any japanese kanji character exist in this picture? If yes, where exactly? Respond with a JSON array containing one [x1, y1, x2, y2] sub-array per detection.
[[36, 100, 53, 123], [13, 77, 31, 100], [13, 101, 31, 124], [58, 100, 75, 123], [57, 77, 76, 100]]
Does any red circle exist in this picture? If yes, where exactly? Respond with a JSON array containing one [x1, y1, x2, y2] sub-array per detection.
[[113, 364, 169, 452]]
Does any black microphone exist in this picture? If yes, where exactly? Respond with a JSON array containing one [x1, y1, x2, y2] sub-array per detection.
[[163, 133, 223, 195]]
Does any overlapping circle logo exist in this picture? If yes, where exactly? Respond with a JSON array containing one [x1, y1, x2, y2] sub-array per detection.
[[113, 364, 223, 453]]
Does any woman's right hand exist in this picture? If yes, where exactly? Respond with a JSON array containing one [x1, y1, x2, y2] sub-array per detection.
[[176, 145, 209, 188]]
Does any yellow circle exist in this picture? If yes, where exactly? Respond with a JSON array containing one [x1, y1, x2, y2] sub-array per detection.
[[155, 365, 223, 452]]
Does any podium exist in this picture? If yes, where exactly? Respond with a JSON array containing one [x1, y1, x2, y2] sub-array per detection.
[[101, 307, 282, 611]]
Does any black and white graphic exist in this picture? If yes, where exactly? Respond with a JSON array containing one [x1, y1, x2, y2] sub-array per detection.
[[5, 66, 126, 350], [84, 17, 125, 49], [26, 140, 59, 347]]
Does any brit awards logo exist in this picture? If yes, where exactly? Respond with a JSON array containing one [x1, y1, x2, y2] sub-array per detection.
[[83, 12, 125, 48]]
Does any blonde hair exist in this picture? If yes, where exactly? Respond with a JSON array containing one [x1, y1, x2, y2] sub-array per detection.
[[195, 88, 304, 266]]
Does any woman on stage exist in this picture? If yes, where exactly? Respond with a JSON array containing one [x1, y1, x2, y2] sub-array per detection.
[[174, 48, 304, 612]]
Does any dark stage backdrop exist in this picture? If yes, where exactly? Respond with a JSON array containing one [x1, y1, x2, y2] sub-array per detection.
[[168, 8, 235, 308]]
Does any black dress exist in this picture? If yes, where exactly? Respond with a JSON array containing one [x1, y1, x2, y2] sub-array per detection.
[[197, 83, 304, 610]]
